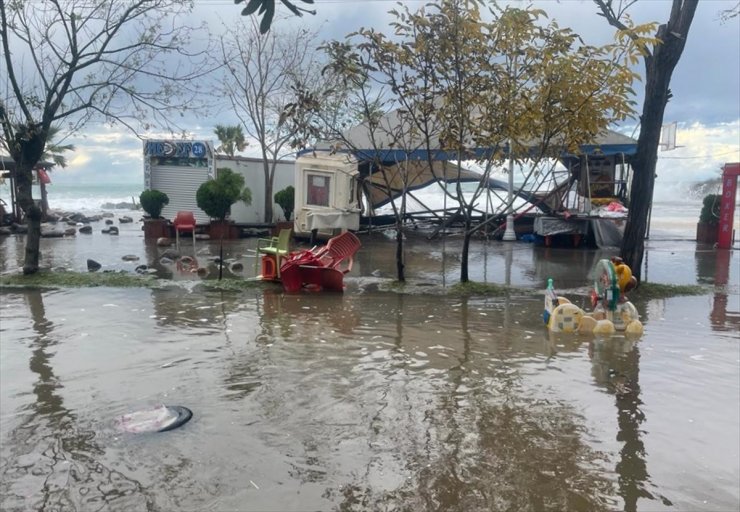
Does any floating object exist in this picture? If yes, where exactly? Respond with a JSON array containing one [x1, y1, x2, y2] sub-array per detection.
[[578, 315, 598, 334], [548, 303, 585, 333], [116, 404, 192, 433], [543, 277, 558, 325], [592, 319, 616, 335], [546, 259, 643, 337]]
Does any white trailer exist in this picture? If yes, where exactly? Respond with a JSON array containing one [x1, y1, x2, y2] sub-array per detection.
[[293, 152, 360, 238]]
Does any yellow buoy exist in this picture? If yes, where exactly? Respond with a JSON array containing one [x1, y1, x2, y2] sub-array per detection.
[[592, 319, 616, 335], [549, 303, 585, 333], [625, 319, 644, 336], [578, 315, 598, 334]]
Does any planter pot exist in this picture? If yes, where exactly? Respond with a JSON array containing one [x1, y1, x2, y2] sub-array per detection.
[[696, 222, 718, 245], [208, 220, 239, 239], [143, 218, 170, 240]]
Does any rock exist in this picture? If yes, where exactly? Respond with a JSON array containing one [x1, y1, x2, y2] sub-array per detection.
[[79, 225, 93, 234], [119, 216, 133, 223], [41, 227, 64, 238], [64, 227, 77, 236], [160, 249, 180, 261], [67, 221, 78, 226], [45, 213, 60, 222], [134, 264, 148, 274], [108, 226, 119, 235], [122, 254, 140, 262], [159, 257, 175, 265], [87, 259, 102, 272], [0, 227, 11, 236], [229, 262, 244, 273], [156, 237, 172, 247], [105, 219, 114, 225], [102, 212, 115, 218]]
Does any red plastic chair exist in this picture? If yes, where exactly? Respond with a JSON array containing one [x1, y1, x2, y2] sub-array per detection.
[[280, 232, 362, 292], [173, 211, 196, 250], [311, 231, 362, 273]]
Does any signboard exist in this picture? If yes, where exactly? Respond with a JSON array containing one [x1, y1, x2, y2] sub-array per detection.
[[144, 140, 209, 159]]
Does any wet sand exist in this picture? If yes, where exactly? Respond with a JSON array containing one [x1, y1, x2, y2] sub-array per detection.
[[0, 218, 738, 511]]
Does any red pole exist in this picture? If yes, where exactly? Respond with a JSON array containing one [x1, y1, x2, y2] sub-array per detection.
[[717, 162, 739, 249]]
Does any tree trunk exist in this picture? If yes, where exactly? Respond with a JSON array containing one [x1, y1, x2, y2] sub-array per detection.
[[395, 220, 405, 282], [618, 1, 698, 282], [263, 158, 274, 223], [11, 134, 46, 274], [461, 223, 471, 283]]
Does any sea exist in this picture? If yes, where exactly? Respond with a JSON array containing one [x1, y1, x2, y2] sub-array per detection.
[[0, 179, 738, 244]]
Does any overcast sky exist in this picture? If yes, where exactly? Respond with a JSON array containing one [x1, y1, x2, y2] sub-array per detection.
[[17, 0, 739, 187]]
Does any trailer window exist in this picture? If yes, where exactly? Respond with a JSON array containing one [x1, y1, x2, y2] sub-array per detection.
[[306, 173, 331, 206]]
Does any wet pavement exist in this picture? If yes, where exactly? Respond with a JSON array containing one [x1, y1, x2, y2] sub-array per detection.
[[0, 217, 738, 511]]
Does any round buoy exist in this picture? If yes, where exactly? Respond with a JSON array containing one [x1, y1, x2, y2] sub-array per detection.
[[548, 303, 585, 333], [614, 301, 640, 331], [116, 404, 193, 433], [624, 319, 644, 337], [578, 315, 598, 334], [592, 319, 616, 335]]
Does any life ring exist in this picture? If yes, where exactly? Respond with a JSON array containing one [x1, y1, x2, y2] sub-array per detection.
[[157, 405, 193, 432]]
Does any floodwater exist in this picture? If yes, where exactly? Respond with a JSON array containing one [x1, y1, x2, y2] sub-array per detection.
[[0, 220, 739, 511]]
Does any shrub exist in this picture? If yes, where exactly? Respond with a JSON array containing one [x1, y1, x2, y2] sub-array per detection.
[[699, 194, 721, 225], [139, 189, 169, 218], [274, 185, 295, 221], [196, 168, 252, 221]]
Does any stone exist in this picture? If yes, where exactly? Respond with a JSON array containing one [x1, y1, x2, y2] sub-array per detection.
[[122, 254, 140, 262], [87, 259, 102, 272], [134, 264, 148, 274], [119, 216, 133, 223], [105, 219, 114, 225], [79, 225, 93, 234], [160, 249, 180, 261], [108, 226, 119, 235], [156, 237, 172, 247], [64, 227, 76, 236], [102, 212, 114, 218]]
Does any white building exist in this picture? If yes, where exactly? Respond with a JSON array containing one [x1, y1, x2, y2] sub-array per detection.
[[143, 139, 294, 225]]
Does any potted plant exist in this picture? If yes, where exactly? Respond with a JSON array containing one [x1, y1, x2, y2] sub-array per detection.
[[697, 193, 720, 244], [273, 185, 294, 233], [140, 189, 170, 239]]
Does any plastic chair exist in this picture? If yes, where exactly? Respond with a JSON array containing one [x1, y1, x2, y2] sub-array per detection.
[[173, 211, 196, 250], [312, 231, 362, 274], [279, 231, 361, 292], [255, 228, 292, 278]]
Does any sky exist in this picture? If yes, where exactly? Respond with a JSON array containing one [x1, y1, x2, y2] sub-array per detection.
[[4, 0, 739, 188]]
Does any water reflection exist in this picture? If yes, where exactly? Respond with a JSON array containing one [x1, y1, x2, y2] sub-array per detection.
[[0, 291, 148, 511], [312, 296, 620, 511], [589, 337, 672, 511], [696, 249, 740, 332]]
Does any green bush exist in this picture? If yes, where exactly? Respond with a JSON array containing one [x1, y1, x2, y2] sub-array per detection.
[[196, 168, 252, 221], [139, 189, 169, 218], [699, 194, 721, 225], [274, 185, 295, 221]]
